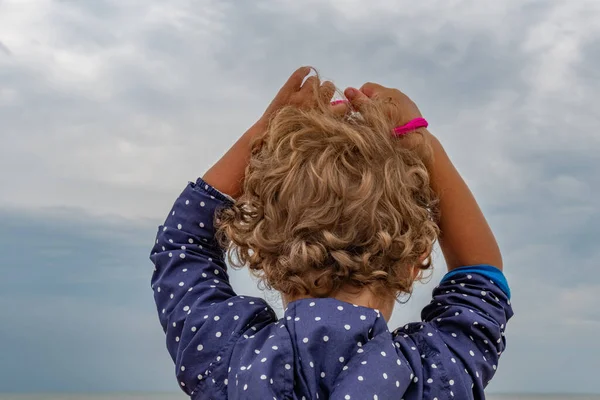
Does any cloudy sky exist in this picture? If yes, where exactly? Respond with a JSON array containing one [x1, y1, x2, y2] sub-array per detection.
[[1, 0, 599, 395]]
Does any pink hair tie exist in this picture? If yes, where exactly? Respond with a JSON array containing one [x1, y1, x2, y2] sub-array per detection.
[[330, 99, 348, 106], [393, 117, 428, 136]]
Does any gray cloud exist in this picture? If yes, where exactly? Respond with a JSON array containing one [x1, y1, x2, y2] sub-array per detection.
[[0, 40, 11, 55], [0, 0, 599, 394]]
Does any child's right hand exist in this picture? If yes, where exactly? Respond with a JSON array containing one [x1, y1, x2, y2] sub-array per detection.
[[344, 83, 433, 162], [345, 83, 423, 126]]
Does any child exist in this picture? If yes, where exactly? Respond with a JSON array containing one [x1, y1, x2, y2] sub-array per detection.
[[150, 66, 513, 400]]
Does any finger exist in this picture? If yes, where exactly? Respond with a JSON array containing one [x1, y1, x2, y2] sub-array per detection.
[[319, 81, 336, 104], [344, 87, 372, 111], [359, 82, 386, 98], [300, 76, 320, 96], [280, 66, 312, 94], [330, 100, 349, 116]]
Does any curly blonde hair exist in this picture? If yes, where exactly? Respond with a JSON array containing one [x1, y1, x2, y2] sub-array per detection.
[[215, 97, 439, 300]]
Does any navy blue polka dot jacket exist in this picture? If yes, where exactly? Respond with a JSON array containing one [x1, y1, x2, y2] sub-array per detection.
[[150, 178, 513, 400]]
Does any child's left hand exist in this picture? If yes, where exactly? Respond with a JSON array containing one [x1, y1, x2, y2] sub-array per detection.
[[203, 66, 336, 198], [257, 66, 336, 127]]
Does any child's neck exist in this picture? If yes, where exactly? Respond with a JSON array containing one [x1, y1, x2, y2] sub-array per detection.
[[283, 284, 394, 322]]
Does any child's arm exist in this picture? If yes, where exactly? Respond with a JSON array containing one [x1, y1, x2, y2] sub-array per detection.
[[345, 84, 502, 272], [346, 84, 511, 398], [149, 68, 338, 396], [423, 133, 503, 271]]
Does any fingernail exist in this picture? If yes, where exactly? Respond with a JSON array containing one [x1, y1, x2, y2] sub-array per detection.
[[346, 88, 356, 97]]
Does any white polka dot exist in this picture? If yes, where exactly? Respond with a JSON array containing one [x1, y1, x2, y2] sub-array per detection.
[[345, 396, 351, 400], [285, 364, 291, 370], [450, 379, 455, 385], [214, 316, 220, 321], [183, 306, 190, 311], [427, 378, 433, 383], [451, 333, 457, 337], [179, 253, 185, 259], [360, 315, 366, 320], [315, 317, 321, 321], [337, 306, 344, 311], [310, 361, 314, 368], [243, 384, 248, 391], [339, 357, 345, 362], [310, 302, 315, 307], [344, 324, 351, 330], [188, 238, 194, 244], [381, 351, 386, 357], [467, 274, 472, 279], [234, 315, 239, 320], [216, 332, 222, 337], [197, 344, 204, 351], [191, 326, 197, 332], [272, 346, 278, 350], [414, 377, 419, 383], [214, 269, 219, 275], [321, 372, 326, 378], [182, 268, 188, 272], [175, 336, 179, 342], [451, 357, 456, 363], [199, 222, 205, 228], [358, 376, 364, 381], [157, 287, 161, 292], [200, 202, 205, 207], [383, 373, 388, 379], [168, 252, 173, 258], [180, 366, 185, 371], [323, 336, 329, 342], [178, 282, 184, 286], [427, 332, 433, 337], [180, 382, 185, 387], [177, 224, 182, 230], [294, 317, 300, 321], [470, 350, 475, 356], [260, 374, 267, 380], [396, 381, 400, 387]]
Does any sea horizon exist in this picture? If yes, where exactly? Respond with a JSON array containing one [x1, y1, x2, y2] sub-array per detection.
[[1, 393, 599, 400]]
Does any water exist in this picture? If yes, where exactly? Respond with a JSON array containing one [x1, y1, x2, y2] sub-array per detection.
[[0, 395, 598, 400]]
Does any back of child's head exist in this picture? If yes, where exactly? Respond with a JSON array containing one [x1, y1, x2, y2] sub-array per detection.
[[216, 91, 439, 301]]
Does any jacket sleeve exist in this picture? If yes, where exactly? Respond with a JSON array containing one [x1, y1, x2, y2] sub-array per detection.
[[149, 178, 277, 398], [393, 266, 513, 399]]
